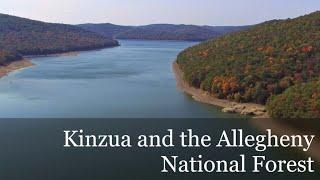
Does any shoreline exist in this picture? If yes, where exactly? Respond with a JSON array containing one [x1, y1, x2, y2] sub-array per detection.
[[23, 47, 110, 59], [0, 51, 78, 79], [0, 59, 34, 78], [172, 61, 269, 117], [173, 61, 320, 162], [0, 44, 120, 79], [24, 51, 79, 58]]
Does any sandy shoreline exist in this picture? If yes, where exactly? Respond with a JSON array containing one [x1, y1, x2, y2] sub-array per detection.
[[172, 61, 268, 117], [23, 51, 79, 59], [0, 50, 82, 79], [0, 59, 34, 78]]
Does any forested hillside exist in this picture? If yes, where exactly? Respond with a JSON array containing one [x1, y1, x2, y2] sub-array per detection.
[[0, 14, 119, 64], [176, 11, 320, 118], [79, 23, 249, 41]]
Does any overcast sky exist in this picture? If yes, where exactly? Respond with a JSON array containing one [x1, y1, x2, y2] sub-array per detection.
[[1, 0, 319, 25]]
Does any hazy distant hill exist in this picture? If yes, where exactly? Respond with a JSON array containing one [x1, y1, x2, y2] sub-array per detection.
[[0, 14, 119, 64], [78, 23, 134, 38], [116, 24, 218, 41], [176, 11, 320, 118], [78, 23, 249, 41]]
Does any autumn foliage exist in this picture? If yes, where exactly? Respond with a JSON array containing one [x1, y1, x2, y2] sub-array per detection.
[[267, 81, 320, 118], [176, 11, 320, 118]]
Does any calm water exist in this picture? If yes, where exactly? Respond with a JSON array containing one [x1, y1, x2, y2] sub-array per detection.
[[0, 40, 238, 118], [0, 40, 318, 179]]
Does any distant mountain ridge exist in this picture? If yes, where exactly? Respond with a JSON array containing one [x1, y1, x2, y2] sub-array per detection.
[[78, 23, 134, 39], [0, 14, 119, 64], [78, 23, 249, 41]]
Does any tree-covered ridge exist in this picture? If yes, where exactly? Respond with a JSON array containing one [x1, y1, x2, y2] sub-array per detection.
[[78, 23, 134, 38], [0, 14, 119, 64], [176, 11, 320, 118], [79, 23, 249, 41], [116, 24, 222, 41]]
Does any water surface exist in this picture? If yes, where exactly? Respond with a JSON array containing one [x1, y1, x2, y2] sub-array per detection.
[[0, 40, 238, 118]]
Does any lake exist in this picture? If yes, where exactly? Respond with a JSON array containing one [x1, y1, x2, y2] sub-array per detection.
[[0, 40, 239, 118], [0, 40, 317, 179]]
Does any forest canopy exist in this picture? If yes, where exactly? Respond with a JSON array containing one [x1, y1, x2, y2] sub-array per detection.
[[176, 11, 320, 118], [0, 13, 119, 64]]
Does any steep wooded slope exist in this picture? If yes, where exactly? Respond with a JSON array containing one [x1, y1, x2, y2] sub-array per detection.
[[0, 14, 119, 64]]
